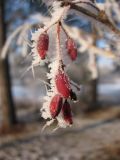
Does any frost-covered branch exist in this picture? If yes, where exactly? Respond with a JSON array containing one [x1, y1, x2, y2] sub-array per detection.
[[71, 4, 120, 33], [57, 0, 120, 35], [0, 25, 24, 60]]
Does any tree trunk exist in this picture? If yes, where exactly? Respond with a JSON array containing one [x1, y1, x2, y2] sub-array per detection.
[[84, 28, 99, 112], [88, 78, 98, 110], [0, 0, 17, 130]]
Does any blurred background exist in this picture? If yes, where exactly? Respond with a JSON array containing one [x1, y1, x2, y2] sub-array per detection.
[[0, 0, 120, 160]]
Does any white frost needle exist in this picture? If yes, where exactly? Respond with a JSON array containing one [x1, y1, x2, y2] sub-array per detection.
[[23, 37, 32, 47], [51, 125, 60, 133], [20, 66, 32, 79], [37, 78, 51, 87], [41, 119, 55, 133]]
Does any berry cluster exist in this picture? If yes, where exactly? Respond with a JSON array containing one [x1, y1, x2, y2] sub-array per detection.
[[31, 3, 81, 131], [40, 24, 79, 130], [49, 63, 77, 126]]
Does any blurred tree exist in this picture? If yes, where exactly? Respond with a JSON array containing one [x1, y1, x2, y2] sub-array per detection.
[[86, 33, 98, 112], [0, 0, 17, 131]]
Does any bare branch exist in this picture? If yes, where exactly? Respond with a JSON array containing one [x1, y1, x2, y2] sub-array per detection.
[[70, 3, 120, 35], [57, 0, 120, 35]]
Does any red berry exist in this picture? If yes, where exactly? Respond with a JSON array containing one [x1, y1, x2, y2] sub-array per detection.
[[66, 38, 75, 51], [38, 50, 46, 60], [50, 94, 63, 119], [66, 38, 77, 61], [37, 32, 49, 59], [69, 48, 77, 61], [55, 70, 71, 98], [62, 100, 73, 125]]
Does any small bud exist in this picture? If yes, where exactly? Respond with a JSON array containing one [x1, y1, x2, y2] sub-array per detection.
[[62, 100, 73, 125], [50, 94, 63, 119], [37, 32, 49, 59], [70, 90, 77, 101]]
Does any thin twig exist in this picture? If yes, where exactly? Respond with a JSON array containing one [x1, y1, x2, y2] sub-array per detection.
[[70, 3, 120, 35], [57, 0, 120, 35]]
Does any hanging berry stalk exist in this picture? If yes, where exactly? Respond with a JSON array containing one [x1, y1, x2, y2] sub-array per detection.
[[31, 2, 80, 131], [55, 23, 71, 98]]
